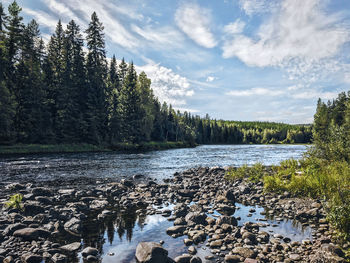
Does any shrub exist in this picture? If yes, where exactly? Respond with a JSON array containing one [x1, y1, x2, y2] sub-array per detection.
[[5, 194, 23, 210]]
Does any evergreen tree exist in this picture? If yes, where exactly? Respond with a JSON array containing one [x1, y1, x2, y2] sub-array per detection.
[[117, 63, 144, 143], [118, 57, 128, 86], [109, 55, 121, 143], [85, 12, 107, 144]]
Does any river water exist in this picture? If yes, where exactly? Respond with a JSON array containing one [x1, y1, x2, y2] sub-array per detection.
[[0, 144, 308, 183], [0, 144, 311, 262]]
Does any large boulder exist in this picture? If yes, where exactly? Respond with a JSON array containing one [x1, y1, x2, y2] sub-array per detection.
[[185, 212, 207, 225], [135, 242, 168, 263], [13, 228, 50, 240], [64, 217, 81, 236]]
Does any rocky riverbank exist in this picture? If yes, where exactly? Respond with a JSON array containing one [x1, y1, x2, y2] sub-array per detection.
[[0, 167, 347, 263]]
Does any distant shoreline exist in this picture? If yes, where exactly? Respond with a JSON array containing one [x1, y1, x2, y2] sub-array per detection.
[[0, 142, 311, 155]]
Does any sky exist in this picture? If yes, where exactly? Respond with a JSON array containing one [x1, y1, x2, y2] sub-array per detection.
[[3, 0, 350, 124]]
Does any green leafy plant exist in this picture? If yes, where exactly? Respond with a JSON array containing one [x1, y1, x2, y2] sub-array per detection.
[[5, 194, 23, 210]]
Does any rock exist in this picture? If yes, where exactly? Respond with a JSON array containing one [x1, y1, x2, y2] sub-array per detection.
[[232, 247, 256, 259], [175, 254, 192, 263], [321, 243, 345, 257], [3, 256, 14, 263], [86, 255, 98, 261], [178, 189, 196, 198], [209, 240, 222, 248], [23, 202, 46, 216], [81, 247, 98, 257], [64, 217, 82, 236], [190, 256, 202, 263], [135, 242, 168, 263], [289, 254, 301, 261], [60, 242, 81, 253], [225, 255, 241, 263], [185, 212, 207, 225], [216, 204, 236, 215], [13, 227, 50, 240], [188, 246, 197, 255], [90, 199, 109, 210], [3, 223, 26, 236], [52, 253, 67, 263], [166, 226, 186, 236], [216, 215, 238, 226], [21, 254, 42, 263], [244, 259, 257, 263]]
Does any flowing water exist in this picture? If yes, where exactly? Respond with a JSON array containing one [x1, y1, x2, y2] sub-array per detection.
[[0, 144, 311, 262], [0, 144, 308, 183]]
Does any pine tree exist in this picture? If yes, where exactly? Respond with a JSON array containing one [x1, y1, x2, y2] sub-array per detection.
[[46, 20, 65, 141], [85, 12, 107, 144], [138, 71, 154, 141], [109, 55, 121, 143], [117, 63, 144, 143], [118, 57, 128, 86], [61, 20, 86, 142]]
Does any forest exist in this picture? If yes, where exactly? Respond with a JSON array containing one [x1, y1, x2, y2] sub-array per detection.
[[0, 1, 312, 148]]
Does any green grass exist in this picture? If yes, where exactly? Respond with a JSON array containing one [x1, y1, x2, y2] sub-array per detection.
[[226, 157, 350, 243]]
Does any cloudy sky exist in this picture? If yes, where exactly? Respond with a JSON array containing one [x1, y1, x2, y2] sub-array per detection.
[[5, 0, 350, 123]]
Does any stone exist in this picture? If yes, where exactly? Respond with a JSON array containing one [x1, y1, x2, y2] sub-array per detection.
[[135, 242, 168, 263], [166, 226, 186, 235], [13, 227, 50, 240], [90, 200, 109, 210], [216, 215, 238, 226], [190, 256, 202, 263], [188, 246, 197, 255], [232, 247, 256, 259], [64, 217, 82, 236], [81, 247, 98, 257], [244, 259, 257, 263], [52, 253, 67, 263], [3, 223, 26, 236], [224, 255, 241, 263], [60, 242, 81, 253], [289, 254, 301, 261], [209, 240, 222, 248], [185, 212, 207, 225], [175, 254, 192, 263], [21, 254, 42, 263]]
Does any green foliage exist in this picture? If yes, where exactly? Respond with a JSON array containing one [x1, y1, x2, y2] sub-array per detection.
[[226, 163, 265, 183], [5, 193, 23, 210]]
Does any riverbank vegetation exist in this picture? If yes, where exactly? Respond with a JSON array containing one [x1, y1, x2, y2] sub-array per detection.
[[227, 91, 350, 244], [0, 1, 311, 150]]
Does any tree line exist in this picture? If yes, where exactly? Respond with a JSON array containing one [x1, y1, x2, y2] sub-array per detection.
[[0, 1, 312, 147]]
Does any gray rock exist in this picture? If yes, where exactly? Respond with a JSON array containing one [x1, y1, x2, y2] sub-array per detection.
[[60, 242, 81, 253], [232, 247, 256, 259], [64, 217, 81, 236], [216, 215, 238, 226], [3, 223, 26, 236], [224, 255, 240, 263], [21, 254, 42, 263], [190, 256, 202, 263], [166, 226, 186, 235], [81, 247, 98, 257], [185, 212, 207, 225], [135, 242, 168, 263], [52, 253, 67, 263], [175, 254, 192, 263], [13, 227, 50, 240]]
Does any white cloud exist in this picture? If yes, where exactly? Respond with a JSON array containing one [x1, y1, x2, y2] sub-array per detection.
[[22, 7, 60, 31], [227, 87, 284, 97], [131, 24, 183, 49], [206, 76, 215, 82], [223, 19, 245, 35], [223, 0, 350, 82], [175, 3, 217, 48], [226, 86, 339, 101], [136, 63, 195, 107], [239, 0, 274, 16]]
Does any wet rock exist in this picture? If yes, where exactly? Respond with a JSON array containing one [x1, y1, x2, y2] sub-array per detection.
[[90, 199, 109, 210], [86, 255, 98, 262], [185, 212, 207, 225], [190, 256, 202, 263], [52, 253, 67, 263], [178, 190, 196, 198], [135, 242, 168, 263], [224, 255, 241, 263], [60, 242, 81, 253], [13, 227, 50, 240], [188, 246, 197, 255], [216, 215, 237, 226], [21, 254, 42, 263], [289, 254, 301, 261], [64, 217, 81, 236], [166, 226, 186, 236], [175, 254, 192, 263], [232, 247, 256, 259], [81, 247, 99, 257], [3, 223, 26, 236], [23, 202, 46, 216], [244, 259, 257, 263]]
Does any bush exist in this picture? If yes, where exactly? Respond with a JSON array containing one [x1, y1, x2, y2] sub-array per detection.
[[5, 194, 23, 210]]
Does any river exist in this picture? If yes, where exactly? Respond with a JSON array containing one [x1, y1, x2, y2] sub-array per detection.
[[0, 144, 308, 183]]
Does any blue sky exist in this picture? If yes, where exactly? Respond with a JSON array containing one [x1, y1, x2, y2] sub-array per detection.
[[4, 0, 350, 123]]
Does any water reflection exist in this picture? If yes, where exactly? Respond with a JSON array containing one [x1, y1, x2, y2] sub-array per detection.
[[62, 201, 315, 263]]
